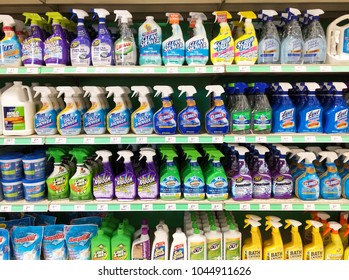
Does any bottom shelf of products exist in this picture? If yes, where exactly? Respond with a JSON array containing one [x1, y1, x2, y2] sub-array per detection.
[[0, 210, 348, 261]]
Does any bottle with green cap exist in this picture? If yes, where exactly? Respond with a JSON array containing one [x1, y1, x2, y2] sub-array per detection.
[[188, 227, 207, 260], [68, 148, 92, 200], [205, 224, 222, 260], [91, 229, 111, 260], [223, 223, 242, 260], [111, 223, 132, 260], [46, 148, 70, 200]]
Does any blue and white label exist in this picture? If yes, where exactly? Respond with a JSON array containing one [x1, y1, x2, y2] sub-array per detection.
[[11, 226, 44, 260], [178, 106, 201, 134], [183, 176, 205, 200], [305, 109, 322, 129], [303, 38, 326, 64], [34, 109, 57, 135], [185, 38, 209, 65], [132, 109, 154, 134], [154, 107, 177, 135], [206, 176, 228, 200], [108, 109, 130, 134], [0, 229, 10, 260], [83, 110, 106, 134], [162, 37, 185, 65], [258, 38, 280, 63], [205, 106, 229, 134], [139, 27, 162, 66], [43, 225, 67, 260], [160, 176, 181, 199], [335, 109, 348, 130], [71, 38, 91, 66], [59, 112, 81, 135]]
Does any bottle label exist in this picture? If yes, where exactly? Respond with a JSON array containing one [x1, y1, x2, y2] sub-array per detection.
[[272, 174, 293, 198], [92, 244, 109, 260], [206, 106, 229, 134], [303, 38, 326, 63], [232, 111, 251, 132], [334, 109, 348, 130], [206, 176, 228, 201], [179, 106, 201, 134], [70, 39, 91, 66], [162, 38, 185, 65], [279, 108, 295, 129], [171, 244, 185, 260], [286, 39, 302, 62], [91, 39, 112, 66], [258, 38, 280, 63], [107, 109, 130, 134], [160, 176, 181, 200], [306, 251, 323, 260], [211, 36, 234, 64], [44, 37, 64, 63], [154, 107, 177, 134], [285, 249, 303, 260], [21, 37, 44, 65], [296, 177, 319, 199], [266, 251, 283, 260], [305, 109, 321, 129], [113, 243, 129, 260], [243, 249, 261, 260], [207, 238, 222, 260], [183, 176, 205, 200], [115, 39, 136, 65], [320, 176, 341, 198], [153, 241, 166, 260], [235, 36, 258, 59], [189, 241, 205, 260], [3, 106, 25, 131], [231, 175, 253, 200], [59, 111, 81, 135], [115, 173, 136, 200], [137, 173, 158, 199], [185, 38, 209, 65], [83, 109, 106, 134], [139, 26, 162, 65], [253, 174, 271, 198], [0, 37, 21, 65], [132, 110, 154, 134], [132, 240, 150, 260], [69, 172, 92, 198], [46, 170, 69, 195], [225, 237, 240, 260], [93, 172, 114, 199], [253, 111, 271, 131], [34, 109, 57, 134]]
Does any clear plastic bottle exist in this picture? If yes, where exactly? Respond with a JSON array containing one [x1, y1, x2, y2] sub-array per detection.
[[229, 83, 251, 134], [251, 83, 272, 134]]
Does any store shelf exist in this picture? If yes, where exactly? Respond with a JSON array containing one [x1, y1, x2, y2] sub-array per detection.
[[0, 136, 45, 145], [0, 200, 49, 213]]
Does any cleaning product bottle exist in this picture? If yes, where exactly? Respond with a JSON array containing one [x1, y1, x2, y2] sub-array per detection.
[[210, 11, 234, 65], [205, 225, 222, 260], [111, 223, 131, 260], [251, 82, 272, 134], [93, 150, 114, 201], [114, 10, 137, 65], [162, 13, 185, 66], [73, 86, 88, 117], [178, 85, 201, 134], [82, 86, 106, 135], [33, 86, 57, 135], [131, 86, 154, 134], [242, 219, 262, 260], [46, 148, 70, 200], [14, 20, 27, 44], [56, 86, 82, 135], [263, 220, 284, 260], [151, 225, 169, 260], [186, 12, 209, 66], [258, 10, 280, 64], [153, 86, 177, 135], [223, 223, 242, 260], [91, 8, 113, 66], [323, 221, 344, 260], [303, 9, 326, 64], [69, 149, 93, 200], [44, 12, 69, 65], [170, 227, 187, 260], [138, 16, 162, 66], [234, 11, 258, 65], [339, 212, 349, 247], [137, 149, 159, 200], [280, 8, 304, 64], [188, 228, 207, 260], [318, 151, 342, 199], [70, 9, 91, 66], [271, 83, 296, 133], [132, 227, 150, 260], [0, 15, 21, 66], [229, 82, 251, 134], [21, 13, 44, 66], [297, 82, 323, 133], [303, 220, 324, 260], [115, 150, 137, 201], [134, 219, 149, 240], [343, 225, 349, 260], [205, 85, 229, 134], [284, 219, 303, 260], [295, 152, 320, 200], [306, 146, 325, 176], [252, 145, 272, 199], [324, 82, 348, 133], [341, 152, 349, 199], [91, 229, 111, 260], [316, 212, 332, 246]]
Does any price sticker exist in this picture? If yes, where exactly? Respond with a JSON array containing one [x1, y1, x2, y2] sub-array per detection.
[[259, 204, 270, 210], [23, 205, 34, 212], [330, 204, 341, 211], [76, 67, 88, 73], [282, 204, 292, 210], [136, 137, 147, 144], [213, 66, 224, 73], [239, 66, 251, 72], [74, 204, 86, 211], [110, 137, 121, 144], [235, 136, 246, 143], [142, 204, 153, 211], [304, 204, 315, 211], [119, 67, 131, 73], [6, 68, 18, 74], [166, 67, 178, 73], [165, 204, 176, 211], [165, 136, 176, 143], [53, 67, 65, 73], [0, 205, 12, 212], [195, 67, 206, 73], [305, 135, 316, 142], [83, 137, 95, 144], [270, 65, 282, 72], [188, 204, 199, 211], [212, 136, 223, 143], [295, 66, 306, 72], [143, 67, 155, 73], [4, 138, 15, 145], [31, 137, 43, 145], [281, 136, 293, 142], [49, 204, 61, 212], [239, 204, 251, 210], [256, 136, 267, 143], [120, 204, 131, 211], [97, 204, 108, 211], [211, 204, 223, 211], [331, 136, 342, 142], [188, 136, 199, 143], [26, 67, 39, 74], [95, 67, 106, 73], [55, 137, 67, 144], [320, 65, 332, 72]]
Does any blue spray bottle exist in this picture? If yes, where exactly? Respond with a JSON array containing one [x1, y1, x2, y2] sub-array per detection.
[[340, 152, 349, 199]]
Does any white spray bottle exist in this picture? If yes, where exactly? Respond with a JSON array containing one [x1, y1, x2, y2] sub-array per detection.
[[131, 86, 154, 134]]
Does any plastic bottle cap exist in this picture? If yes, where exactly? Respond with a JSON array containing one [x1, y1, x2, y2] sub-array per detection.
[[194, 228, 200, 234]]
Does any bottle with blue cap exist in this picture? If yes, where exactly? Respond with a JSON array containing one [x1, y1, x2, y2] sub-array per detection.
[[251, 82, 272, 134]]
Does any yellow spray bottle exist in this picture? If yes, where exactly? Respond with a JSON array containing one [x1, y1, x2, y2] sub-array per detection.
[[242, 218, 262, 260], [284, 219, 303, 260], [210, 11, 234, 65], [234, 11, 258, 65], [264, 216, 281, 247], [343, 224, 349, 260], [323, 221, 343, 260], [244, 214, 262, 245], [263, 220, 284, 260], [303, 220, 324, 260]]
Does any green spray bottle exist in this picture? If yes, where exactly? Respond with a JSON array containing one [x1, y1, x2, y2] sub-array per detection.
[[68, 149, 93, 200], [111, 223, 132, 260], [46, 148, 70, 200], [183, 149, 205, 200], [91, 229, 111, 260]]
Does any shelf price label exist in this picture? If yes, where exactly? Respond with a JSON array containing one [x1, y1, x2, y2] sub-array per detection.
[[26, 67, 39, 74], [165, 204, 176, 211], [259, 204, 270, 210], [23, 205, 34, 212], [165, 136, 176, 143], [239, 204, 251, 210], [53, 67, 65, 73], [188, 136, 199, 143], [282, 204, 292, 210], [320, 65, 332, 72], [142, 204, 153, 211], [330, 204, 341, 211], [110, 137, 121, 144], [188, 204, 199, 211], [270, 65, 282, 72], [4, 138, 15, 145], [212, 136, 223, 143], [235, 136, 246, 143], [331, 135, 342, 142], [166, 67, 178, 73], [31, 137, 43, 145], [136, 137, 147, 144], [211, 204, 223, 211], [49, 204, 61, 212], [195, 67, 206, 73], [304, 135, 316, 142], [120, 204, 131, 211], [6, 68, 18, 74], [143, 67, 155, 73], [76, 67, 88, 73], [95, 67, 106, 73], [55, 137, 67, 144], [213, 66, 224, 73], [74, 204, 86, 211], [281, 136, 293, 142], [304, 204, 315, 211], [256, 136, 267, 143], [295, 66, 306, 72], [83, 137, 95, 144], [97, 204, 108, 211], [0, 205, 12, 212]]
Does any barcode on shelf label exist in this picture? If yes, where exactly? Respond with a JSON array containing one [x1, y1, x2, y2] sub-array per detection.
[[166, 67, 178, 73], [188, 204, 199, 211], [305, 136, 316, 142], [331, 136, 342, 142], [195, 67, 206, 73], [330, 204, 341, 211], [211, 204, 223, 211], [295, 66, 306, 72], [213, 66, 224, 73], [270, 65, 282, 72], [304, 204, 315, 211], [212, 136, 223, 143], [259, 204, 270, 210], [281, 136, 293, 142], [119, 67, 131, 73], [120, 204, 131, 211], [31, 137, 43, 145], [165, 136, 176, 143], [97, 204, 108, 211], [95, 67, 106, 73], [256, 136, 267, 143], [142, 204, 153, 211], [49, 204, 61, 211], [76, 67, 88, 73], [165, 204, 176, 210], [239, 66, 251, 72], [23, 205, 34, 212], [74, 205, 85, 211], [320, 66, 332, 72], [55, 137, 67, 144], [235, 136, 246, 143], [282, 204, 292, 210], [6, 68, 18, 74], [4, 138, 15, 145], [83, 137, 95, 144], [53, 67, 65, 73], [136, 137, 147, 144], [239, 204, 251, 210], [26, 68, 39, 74], [143, 67, 155, 73], [0, 205, 12, 212], [110, 137, 121, 144], [188, 136, 199, 143]]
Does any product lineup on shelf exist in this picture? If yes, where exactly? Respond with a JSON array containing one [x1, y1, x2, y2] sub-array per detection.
[[0, 211, 349, 260], [1, 6, 349, 67]]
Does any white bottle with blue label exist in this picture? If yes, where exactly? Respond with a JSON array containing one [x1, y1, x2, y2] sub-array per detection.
[[131, 86, 154, 134]]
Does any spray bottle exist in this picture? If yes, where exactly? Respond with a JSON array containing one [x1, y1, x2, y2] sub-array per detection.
[[83, 86, 106, 134], [252, 145, 271, 199], [303, 220, 324, 260], [251, 82, 272, 133], [70, 9, 91, 66], [263, 220, 284, 260], [0, 15, 21, 66], [131, 86, 154, 134], [339, 212, 349, 247], [137, 149, 159, 200], [115, 150, 137, 201], [341, 152, 349, 199], [284, 219, 303, 260], [242, 219, 262, 260], [91, 8, 113, 66], [344, 225, 349, 260], [93, 150, 114, 201], [305, 146, 325, 176], [323, 221, 344, 260]]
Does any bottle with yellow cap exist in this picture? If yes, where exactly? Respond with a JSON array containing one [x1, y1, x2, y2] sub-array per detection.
[[284, 219, 303, 260], [323, 221, 344, 260]]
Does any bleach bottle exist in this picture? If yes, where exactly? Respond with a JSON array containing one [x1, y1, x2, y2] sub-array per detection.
[[185, 12, 209, 66], [0, 15, 21, 66], [70, 9, 91, 66], [131, 86, 154, 134], [252, 145, 272, 199], [115, 150, 137, 201], [162, 13, 185, 66], [94, 150, 114, 201], [138, 16, 162, 66], [153, 86, 177, 135], [205, 85, 229, 134], [91, 9, 113, 66], [318, 151, 342, 200], [137, 149, 159, 200], [178, 85, 201, 134], [106, 86, 130, 134]]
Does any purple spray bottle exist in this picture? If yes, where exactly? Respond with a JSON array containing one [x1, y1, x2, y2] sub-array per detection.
[[115, 150, 137, 201], [93, 150, 115, 200], [252, 145, 272, 199]]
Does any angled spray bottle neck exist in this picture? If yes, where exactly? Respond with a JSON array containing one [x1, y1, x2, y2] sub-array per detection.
[[70, 9, 90, 40], [235, 146, 250, 173], [323, 221, 342, 240], [33, 86, 55, 110], [23, 13, 43, 40], [166, 13, 184, 37], [46, 148, 66, 164], [95, 150, 113, 174], [140, 149, 157, 171], [92, 8, 110, 37], [57, 86, 78, 109], [178, 85, 197, 106], [305, 220, 323, 241], [237, 11, 257, 35], [285, 219, 302, 235], [206, 85, 225, 106], [154, 86, 174, 106], [69, 149, 89, 166], [318, 152, 338, 172], [131, 86, 154, 110], [189, 12, 207, 36], [274, 145, 290, 174], [83, 86, 104, 109], [212, 11, 232, 35], [106, 86, 127, 108], [46, 12, 65, 35]]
